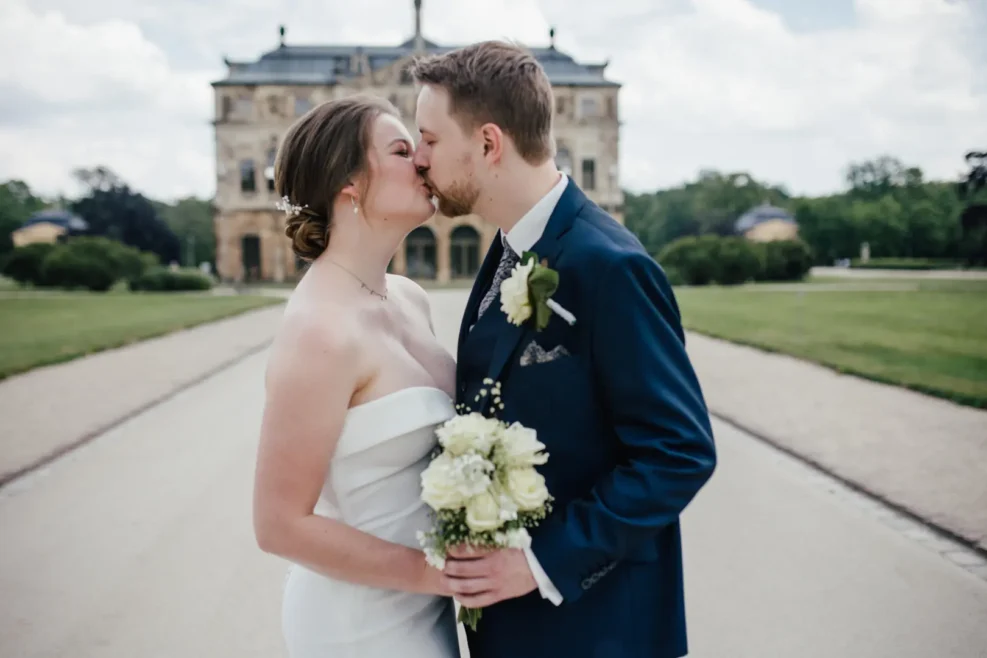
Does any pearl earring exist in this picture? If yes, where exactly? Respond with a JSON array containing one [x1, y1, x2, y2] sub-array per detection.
[[352, 198, 358, 215]]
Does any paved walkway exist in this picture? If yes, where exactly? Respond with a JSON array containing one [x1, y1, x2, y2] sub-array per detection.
[[2, 302, 986, 657], [811, 266, 987, 280], [686, 332, 987, 553], [2, 286, 983, 555], [0, 304, 285, 485]]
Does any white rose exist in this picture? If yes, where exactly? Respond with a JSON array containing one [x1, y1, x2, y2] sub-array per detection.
[[500, 423, 548, 467], [466, 492, 504, 532], [499, 260, 534, 326], [504, 527, 532, 549], [496, 490, 519, 522], [420, 453, 468, 510], [494, 528, 532, 549], [436, 412, 500, 456], [506, 467, 550, 511]]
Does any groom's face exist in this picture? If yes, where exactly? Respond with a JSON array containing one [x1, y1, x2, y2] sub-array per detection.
[[413, 84, 481, 218]]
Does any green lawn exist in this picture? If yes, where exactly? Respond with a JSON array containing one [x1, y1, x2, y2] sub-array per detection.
[[675, 280, 987, 408], [0, 293, 284, 380]]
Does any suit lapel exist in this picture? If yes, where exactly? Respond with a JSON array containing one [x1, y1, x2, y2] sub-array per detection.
[[456, 233, 504, 399], [481, 183, 586, 389]]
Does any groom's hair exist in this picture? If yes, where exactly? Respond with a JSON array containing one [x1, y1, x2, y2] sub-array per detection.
[[410, 40, 555, 165]]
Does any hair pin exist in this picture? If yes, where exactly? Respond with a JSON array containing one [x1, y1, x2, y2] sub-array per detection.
[[275, 195, 307, 217]]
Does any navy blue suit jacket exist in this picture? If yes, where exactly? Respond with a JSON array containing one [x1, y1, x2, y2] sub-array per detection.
[[455, 182, 717, 658]]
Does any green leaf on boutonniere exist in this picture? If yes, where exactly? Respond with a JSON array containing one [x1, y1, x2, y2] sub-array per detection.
[[522, 251, 560, 332]]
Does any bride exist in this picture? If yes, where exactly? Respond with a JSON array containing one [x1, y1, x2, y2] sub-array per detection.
[[252, 95, 460, 657]]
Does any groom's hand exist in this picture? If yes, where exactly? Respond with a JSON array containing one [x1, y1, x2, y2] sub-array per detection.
[[443, 545, 537, 607]]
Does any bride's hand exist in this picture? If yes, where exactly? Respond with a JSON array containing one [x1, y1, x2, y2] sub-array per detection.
[[419, 558, 456, 597]]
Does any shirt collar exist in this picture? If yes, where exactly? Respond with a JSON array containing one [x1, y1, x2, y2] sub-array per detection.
[[502, 173, 569, 254]]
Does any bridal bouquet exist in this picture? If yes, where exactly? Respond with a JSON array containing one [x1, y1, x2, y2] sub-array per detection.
[[417, 379, 553, 631]]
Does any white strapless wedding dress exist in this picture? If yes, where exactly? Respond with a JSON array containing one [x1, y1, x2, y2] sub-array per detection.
[[281, 386, 460, 658]]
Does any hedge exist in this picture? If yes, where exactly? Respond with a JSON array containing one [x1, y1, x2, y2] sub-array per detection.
[[0, 237, 186, 292], [848, 258, 965, 270], [657, 235, 813, 286], [128, 267, 213, 292]]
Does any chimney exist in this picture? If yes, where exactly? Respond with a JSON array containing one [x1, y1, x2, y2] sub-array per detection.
[[279, 25, 286, 48], [414, 0, 424, 53], [549, 26, 556, 49]]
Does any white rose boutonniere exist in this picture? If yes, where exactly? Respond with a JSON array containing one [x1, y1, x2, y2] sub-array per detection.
[[499, 251, 576, 331]]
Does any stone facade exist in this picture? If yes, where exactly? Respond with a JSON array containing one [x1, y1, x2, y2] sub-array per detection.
[[211, 16, 622, 283]]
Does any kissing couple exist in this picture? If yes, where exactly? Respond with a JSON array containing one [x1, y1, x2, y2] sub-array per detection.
[[252, 39, 717, 658]]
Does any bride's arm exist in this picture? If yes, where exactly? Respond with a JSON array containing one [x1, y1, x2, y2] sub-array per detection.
[[252, 314, 447, 596]]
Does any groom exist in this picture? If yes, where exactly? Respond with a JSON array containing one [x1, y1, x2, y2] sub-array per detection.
[[412, 41, 716, 658]]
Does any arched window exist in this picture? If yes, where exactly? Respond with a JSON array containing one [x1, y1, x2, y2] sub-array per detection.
[[450, 225, 480, 278], [405, 227, 437, 279]]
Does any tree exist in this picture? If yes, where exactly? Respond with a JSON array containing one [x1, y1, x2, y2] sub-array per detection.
[[154, 197, 216, 267], [623, 169, 790, 257], [72, 166, 122, 193], [793, 196, 859, 264], [845, 156, 912, 200], [958, 150, 987, 266], [70, 167, 180, 264], [852, 196, 907, 258]]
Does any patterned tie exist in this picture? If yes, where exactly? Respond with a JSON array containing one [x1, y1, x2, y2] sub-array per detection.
[[476, 237, 519, 322]]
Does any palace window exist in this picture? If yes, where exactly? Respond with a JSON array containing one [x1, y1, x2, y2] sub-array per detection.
[[582, 159, 596, 191], [579, 96, 600, 119], [240, 159, 256, 193], [265, 148, 276, 192]]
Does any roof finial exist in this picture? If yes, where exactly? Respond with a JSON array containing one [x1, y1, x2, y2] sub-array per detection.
[[549, 26, 556, 49], [279, 25, 286, 48], [414, 0, 425, 53]]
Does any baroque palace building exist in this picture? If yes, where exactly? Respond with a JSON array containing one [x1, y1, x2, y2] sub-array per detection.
[[211, 2, 622, 283]]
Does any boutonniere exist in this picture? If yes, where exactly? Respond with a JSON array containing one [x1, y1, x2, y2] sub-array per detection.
[[499, 251, 577, 331]]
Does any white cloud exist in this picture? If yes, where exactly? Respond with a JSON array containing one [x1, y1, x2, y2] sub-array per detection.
[[0, 0, 214, 200], [605, 0, 986, 193], [1, 0, 985, 201]]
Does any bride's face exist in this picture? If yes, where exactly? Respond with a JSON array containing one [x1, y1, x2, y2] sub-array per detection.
[[359, 113, 435, 229]]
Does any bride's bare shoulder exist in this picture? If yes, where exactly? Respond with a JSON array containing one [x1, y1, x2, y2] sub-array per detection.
[[268, 295, 360, 380], [386, 274, 431, 314]]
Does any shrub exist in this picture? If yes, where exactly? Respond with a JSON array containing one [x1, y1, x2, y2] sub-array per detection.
[[658, 235, 762, 286], [0, 242, 57, 286], [166, 269, 213, 291], [658, 236, 717, 286], [849, 257, 963, 270], [2, 237, 162, 291], [37, 237, 160, 292], [662, 265, 685, 287], [65, 237, 149, 280], [712, 237, 762, 285], [41, 246, 119, 292], [128, 266, 213, 292], [758, 239, 814, 282]]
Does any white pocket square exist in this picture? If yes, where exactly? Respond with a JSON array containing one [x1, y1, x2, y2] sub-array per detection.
[[520, 341, 571, 366]]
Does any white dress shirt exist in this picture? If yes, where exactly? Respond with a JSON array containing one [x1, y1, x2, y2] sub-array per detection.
[[501, 171, 568, 606]]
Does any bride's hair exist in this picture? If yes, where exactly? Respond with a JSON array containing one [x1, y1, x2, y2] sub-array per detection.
[[275, 95, 399, 261]]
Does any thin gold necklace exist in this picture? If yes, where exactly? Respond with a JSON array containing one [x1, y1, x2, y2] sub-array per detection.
[[327, 258, 387, 301]]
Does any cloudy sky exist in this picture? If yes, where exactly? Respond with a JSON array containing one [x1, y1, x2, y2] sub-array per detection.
[[1, 0, 985, 202]]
